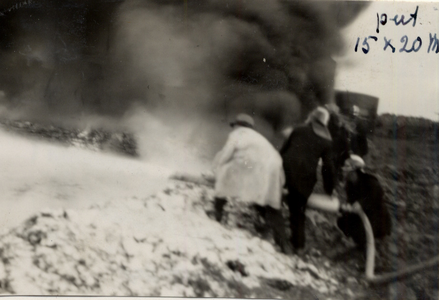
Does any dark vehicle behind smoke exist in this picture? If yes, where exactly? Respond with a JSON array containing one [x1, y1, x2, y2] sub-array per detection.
[[335, 90, 379, 134]]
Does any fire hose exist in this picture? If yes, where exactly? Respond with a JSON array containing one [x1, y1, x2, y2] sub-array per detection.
[[307, 195, 376, 284], [170, 172, 439, 285], [306, 194, 439, 284]]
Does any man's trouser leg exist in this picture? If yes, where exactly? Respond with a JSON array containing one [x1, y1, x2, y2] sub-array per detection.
[[286, 189, 308, 250], [214, 197, 227, 222], [264, 206, 292, 254]]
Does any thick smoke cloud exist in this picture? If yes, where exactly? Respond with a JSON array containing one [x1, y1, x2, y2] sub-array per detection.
[[0, 0, 369, 162]]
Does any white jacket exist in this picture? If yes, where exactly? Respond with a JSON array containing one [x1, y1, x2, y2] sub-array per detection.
[[212, 127, 285, 209]]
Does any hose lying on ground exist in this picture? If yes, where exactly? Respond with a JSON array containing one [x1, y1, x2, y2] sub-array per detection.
[[307, 195, 439, 285], [351, 204, 439, 285], [171, 172, 439, 285]]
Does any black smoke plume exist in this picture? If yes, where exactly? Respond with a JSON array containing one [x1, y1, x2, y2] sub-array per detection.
[[0, 0, 369, 162]]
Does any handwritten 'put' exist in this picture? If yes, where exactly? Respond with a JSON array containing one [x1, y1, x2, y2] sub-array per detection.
[[376, 6, 419, 33]]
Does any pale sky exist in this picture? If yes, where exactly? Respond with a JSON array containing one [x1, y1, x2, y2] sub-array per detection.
[[334, 1, 439, 120]]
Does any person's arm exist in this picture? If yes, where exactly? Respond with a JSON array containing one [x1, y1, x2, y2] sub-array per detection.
[[212, 132, 237, 173], [321, 146, 336, 195], [359, 175, 384, 213], [279, 130, 293, 155], [345, 171, 359, 204]]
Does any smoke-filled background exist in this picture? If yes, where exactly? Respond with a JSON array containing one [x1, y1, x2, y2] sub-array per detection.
[[0, 0, 369, 167]]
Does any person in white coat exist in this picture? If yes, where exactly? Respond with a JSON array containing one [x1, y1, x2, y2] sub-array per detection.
[[212, 113, 291, 254]]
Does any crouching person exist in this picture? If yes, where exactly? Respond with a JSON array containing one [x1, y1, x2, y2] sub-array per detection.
[[337, 155, 392, 252], [212, 113, 292, 254]]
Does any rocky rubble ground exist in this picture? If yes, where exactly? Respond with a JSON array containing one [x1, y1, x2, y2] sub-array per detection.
[[0, 182, 357, 298], [0, 119, 137, 156], [0, 117, 437, 299]]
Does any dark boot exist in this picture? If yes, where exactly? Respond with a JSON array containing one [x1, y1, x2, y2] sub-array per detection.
[[252, 204, 269, 236], [214, 197, 228, 222]]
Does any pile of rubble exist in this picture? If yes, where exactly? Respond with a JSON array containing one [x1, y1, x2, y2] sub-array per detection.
[[0, 119, 137, 156], [0, 182, 347, 298]]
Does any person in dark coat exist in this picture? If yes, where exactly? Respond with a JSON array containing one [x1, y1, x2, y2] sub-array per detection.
[[350, 105, 369, 158], [337, 155, 392, 251], [351, 119, 369, 157], [280, 106, 336, 252], [326, 106, 351, 183]]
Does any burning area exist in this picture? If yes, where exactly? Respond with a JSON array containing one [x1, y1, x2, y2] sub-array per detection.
[[0, 0, 370, 164]]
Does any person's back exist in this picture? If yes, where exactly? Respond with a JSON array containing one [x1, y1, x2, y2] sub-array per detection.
[[345, 169, 392, 238], [230, 126, 281, 167], [280, 106, 336, 252], [212, 113, 290, 254], [215, 126, 284, 208], [281, 124, 334, 197]]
